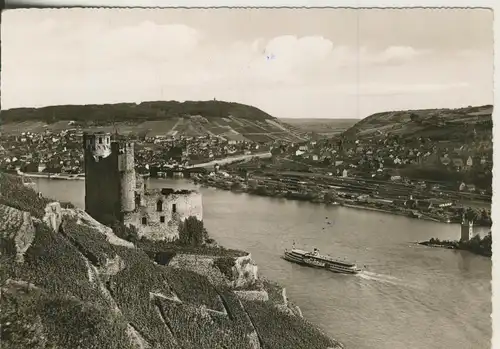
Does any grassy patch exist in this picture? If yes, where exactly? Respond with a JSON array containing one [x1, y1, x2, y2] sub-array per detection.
[[0, 173, 53, 219], [242, 299, 340, 349], [108, 246, 177, 347], [137, 239, 247, 258], [61, 217, 118, 267], [165, 267, 223, 311], [10, 221, 109, 306], [157, 294, 253, 349], [1, 288, 133, 349]]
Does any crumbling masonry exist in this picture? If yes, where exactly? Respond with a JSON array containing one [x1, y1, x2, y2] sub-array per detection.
[[83, 132, 202, 240]]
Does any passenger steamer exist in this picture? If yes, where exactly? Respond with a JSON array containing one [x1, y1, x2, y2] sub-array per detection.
[[283, 246, 362, 274]]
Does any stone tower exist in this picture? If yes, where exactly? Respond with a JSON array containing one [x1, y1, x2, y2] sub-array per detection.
[[460, 213, 474, 242], [83, 132, 136, 224]]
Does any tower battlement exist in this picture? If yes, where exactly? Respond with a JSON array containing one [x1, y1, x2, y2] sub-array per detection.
[[83, 132, 112, 159]]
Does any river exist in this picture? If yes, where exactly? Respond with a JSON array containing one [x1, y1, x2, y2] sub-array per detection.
[[31, 177, 492, 349]]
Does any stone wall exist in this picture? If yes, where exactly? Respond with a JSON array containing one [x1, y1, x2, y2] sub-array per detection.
[[125, 189, 203, 241]]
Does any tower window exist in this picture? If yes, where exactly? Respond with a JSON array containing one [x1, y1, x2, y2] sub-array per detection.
[[156, 200, 163, 212], [107, 138, 110, 144], [99, 137, 103, 144], [160, 216, 165, 223], [142, 217, 147, 225], [172, 204, 177, 214]]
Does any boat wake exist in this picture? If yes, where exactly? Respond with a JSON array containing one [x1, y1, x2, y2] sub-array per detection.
[[357, 270, 403, 286]]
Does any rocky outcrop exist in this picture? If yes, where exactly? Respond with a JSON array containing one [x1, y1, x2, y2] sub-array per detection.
[[234, 290, 269, 302], [43, 202, 62, 233], [98, 254, 126, 277], [0, 204, 36, 263], [168, 254, 228, 286], [60, 207, 135, 248], [231, 254, 259, 288]]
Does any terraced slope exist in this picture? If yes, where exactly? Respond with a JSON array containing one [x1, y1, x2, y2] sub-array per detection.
[[1, 100, 307, 142], [343, 105, 493, 143], [0, 173, 343, 349]]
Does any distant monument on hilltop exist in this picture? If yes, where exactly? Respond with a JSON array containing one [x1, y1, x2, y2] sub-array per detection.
[[83, 132, 203, 241]]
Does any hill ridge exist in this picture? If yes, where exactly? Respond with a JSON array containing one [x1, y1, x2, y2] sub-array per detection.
[[342, 104, 493, 141], [1, 100, 308, 143]]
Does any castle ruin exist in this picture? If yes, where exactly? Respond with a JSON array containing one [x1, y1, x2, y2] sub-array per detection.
[[83, 132, 202, 240]]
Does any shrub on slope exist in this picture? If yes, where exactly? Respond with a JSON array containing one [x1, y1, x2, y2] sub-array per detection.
[[0, 173, 53, 219], [1, 287, 133, 349], [242, 299, 342, 349]]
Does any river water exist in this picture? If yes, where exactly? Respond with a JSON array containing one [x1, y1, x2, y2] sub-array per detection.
[[31, 177, 492, 349]]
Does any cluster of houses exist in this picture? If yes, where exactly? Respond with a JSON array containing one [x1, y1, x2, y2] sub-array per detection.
[[275, 135, 492, 192], [0, 129, 268, 175]]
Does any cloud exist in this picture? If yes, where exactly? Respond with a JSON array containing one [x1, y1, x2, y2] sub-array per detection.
[[1, 14, 493, 118]]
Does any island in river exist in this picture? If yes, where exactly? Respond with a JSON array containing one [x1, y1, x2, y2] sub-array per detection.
[[418, 234, 492, 257]]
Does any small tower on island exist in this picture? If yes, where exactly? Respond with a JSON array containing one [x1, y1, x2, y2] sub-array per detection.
[[460, 213, 474, 242]]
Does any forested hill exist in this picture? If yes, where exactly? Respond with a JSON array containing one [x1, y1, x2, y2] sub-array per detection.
[[1, 100, 307, 143], [2, 100, 276, 124]]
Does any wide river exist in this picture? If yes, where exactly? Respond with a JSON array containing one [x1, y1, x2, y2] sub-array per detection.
[[32, 177, 492, 349]]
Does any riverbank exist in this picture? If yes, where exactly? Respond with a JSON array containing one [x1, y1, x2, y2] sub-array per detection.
[[192, 175, 474, 226], [17, 171, 84, 180], [418, 236, 492, 257]]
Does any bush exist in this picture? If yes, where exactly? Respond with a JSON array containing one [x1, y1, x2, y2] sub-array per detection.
[[214, 257, 235, 279], [109, 246, 178, 347], [0, 173, 54, 219], [61, 217, 118, 267], [112, 222, 139, 243], [177, 216, 208, 247], [242, 299, 341, 349], [1, 290, 133, 349], [9, 221, 109, 307]]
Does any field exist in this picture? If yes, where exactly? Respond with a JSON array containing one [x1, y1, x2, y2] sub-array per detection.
[[2, 116, 307, 143], [1, 100, 308, 143], [280, 118, 359, 136]]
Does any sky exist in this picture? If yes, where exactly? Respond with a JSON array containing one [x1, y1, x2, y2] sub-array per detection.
[[1, 8, 494, 119]]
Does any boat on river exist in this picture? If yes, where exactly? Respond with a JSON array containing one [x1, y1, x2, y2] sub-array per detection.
[[283, 246, 362, 274]]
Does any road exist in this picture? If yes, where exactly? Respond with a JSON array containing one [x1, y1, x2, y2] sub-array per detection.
[[187, 152, 272, 169]]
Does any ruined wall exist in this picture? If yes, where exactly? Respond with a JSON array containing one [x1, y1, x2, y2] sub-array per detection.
[[124, 189, 203, 241]]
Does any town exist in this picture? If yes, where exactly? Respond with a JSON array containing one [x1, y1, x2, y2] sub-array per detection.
[[0, 121, 492, 228]]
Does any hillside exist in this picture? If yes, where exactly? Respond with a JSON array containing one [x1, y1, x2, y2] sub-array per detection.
[[0, 173, 343, 349], [1, 101, 307, 143], [343, 105, 493, 143], [281, 118, 358, 137]]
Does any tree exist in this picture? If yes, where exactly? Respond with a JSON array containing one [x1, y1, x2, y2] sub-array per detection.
[[177, 216, 208, 246]]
